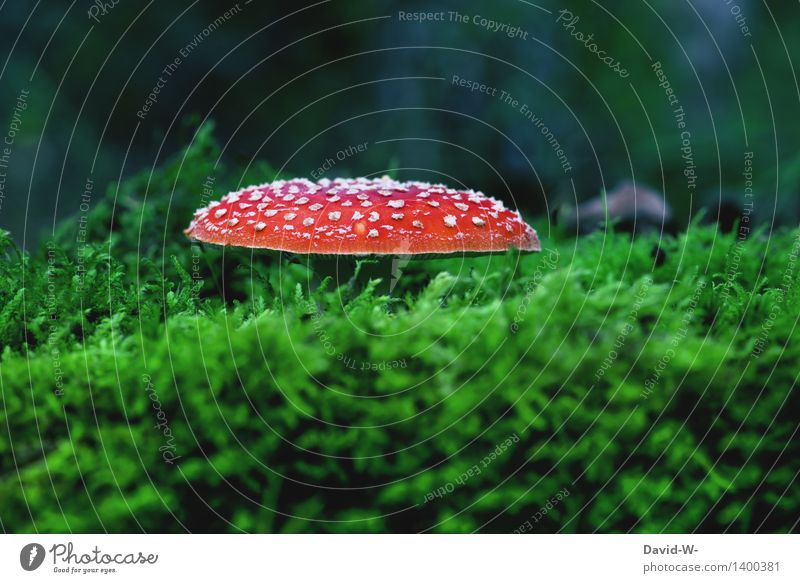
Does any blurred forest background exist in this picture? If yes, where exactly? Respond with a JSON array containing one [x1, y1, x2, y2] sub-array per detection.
[[1, 0, 799, 247]]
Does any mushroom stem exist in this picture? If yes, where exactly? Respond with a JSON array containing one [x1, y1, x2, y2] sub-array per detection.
[[305, 255, 395, 295]]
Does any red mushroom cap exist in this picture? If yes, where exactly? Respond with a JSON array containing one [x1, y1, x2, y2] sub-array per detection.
[[184, 177, 540, 256]]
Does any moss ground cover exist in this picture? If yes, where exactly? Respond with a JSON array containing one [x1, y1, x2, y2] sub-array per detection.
[[1, 127, 798, 533]]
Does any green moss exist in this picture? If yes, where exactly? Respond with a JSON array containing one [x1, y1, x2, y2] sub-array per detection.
[[1, 127, 798, 533]]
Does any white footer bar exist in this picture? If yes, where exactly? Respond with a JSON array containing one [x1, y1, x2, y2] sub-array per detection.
[[1, 534, 797, 582]]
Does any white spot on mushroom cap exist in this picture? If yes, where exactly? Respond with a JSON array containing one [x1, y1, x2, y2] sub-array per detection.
[[264, 209, 278, 217], [303, 217, 314, 227], [352, 211, 364, 220], [444, 215, 457, 227], [412, 220, 424, 229], [214, 208, 228, 218], [388, 199, 405, 209], [472, 216, 486, 227], [228, 218, 239, 227], [391, 212, 404, 220], [367, 229, 379, 238], [309, 203, 323, 211], [328, 211, 341, 221], [255, 222, 267, 231], [454, 202, 469, 212], [368, 211, 380, 222], [427, 200, 440, 207]]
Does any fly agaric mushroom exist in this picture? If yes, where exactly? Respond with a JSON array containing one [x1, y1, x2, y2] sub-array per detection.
[[185, 177, 540, 256]]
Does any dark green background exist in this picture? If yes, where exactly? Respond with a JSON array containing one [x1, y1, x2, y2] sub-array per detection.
[[1, 0, 799, 244]]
